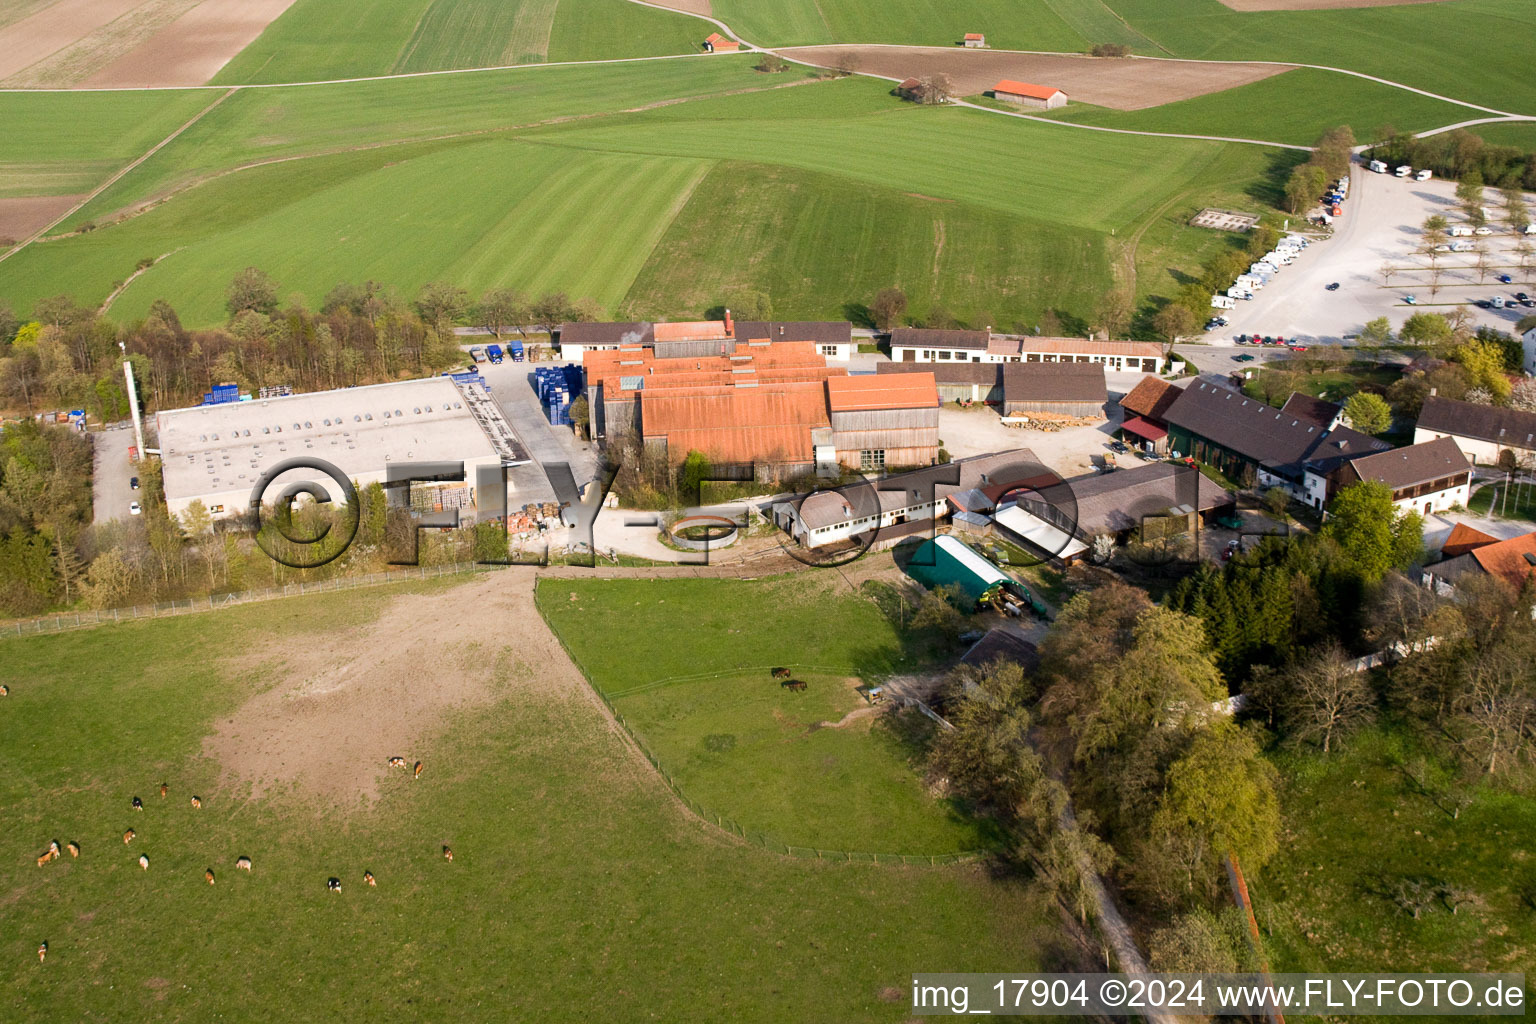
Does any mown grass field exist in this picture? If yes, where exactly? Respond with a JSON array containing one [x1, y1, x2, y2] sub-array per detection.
[[1468, 482, 1536, 522], [621, 161, 1109, 328], [1043, 68, 1481, 147], [1259, 727, 1536, 979], [536, 574, 989, 855], [1, 68, 1268, 329], [713, 0, 1088, 50], [0, 575, 1052, 1022], [216, 0, 709, 84], [0, 89, 212, 199], [1104, 0, 1536, 114]]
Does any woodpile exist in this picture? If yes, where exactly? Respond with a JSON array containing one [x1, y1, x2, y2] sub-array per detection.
[[1005, 412, 1102, 431]]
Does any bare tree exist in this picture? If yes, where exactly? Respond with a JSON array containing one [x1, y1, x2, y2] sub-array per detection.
[[918, 72, 953, 105], [1279, 644, 1376, 753], [1454, 647, 1536, 775], [1474, 244, 1495, 285], [1379, 260, 1397, 288]]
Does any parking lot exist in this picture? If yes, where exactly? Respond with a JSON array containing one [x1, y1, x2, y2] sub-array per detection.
[[91, 421, 140, 525], [1215, 168, 1535, 345]]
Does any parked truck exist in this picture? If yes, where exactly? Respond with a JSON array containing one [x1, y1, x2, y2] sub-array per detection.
[[486, 343, 504, 364], [509, 338, 525, 361], [1369, 159, 1388, 173], [1396, 165, 1412, 178], [1415, 168, 1433, 181], [469, 346, 486, 363]]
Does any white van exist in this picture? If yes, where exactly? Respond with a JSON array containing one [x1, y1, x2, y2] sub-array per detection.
[[1369, 160, 1388, 173]]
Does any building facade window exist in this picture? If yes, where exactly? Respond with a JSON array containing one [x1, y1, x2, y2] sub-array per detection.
[[819, 345, 837, 356], [860, 449, 886, 472]]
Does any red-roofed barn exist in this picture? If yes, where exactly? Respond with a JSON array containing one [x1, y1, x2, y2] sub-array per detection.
[[992, 80, 1067, 109]]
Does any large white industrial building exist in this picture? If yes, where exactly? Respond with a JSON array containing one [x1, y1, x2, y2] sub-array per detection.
[[155, 376, 529, 520]]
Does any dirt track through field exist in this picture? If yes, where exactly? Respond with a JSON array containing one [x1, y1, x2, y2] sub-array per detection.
[[1218, 0, 1453, 10], [82, 0, 299, 88], [206, 570, 596, 806], [0, 194, 82, 242], [779, 45, 1294, 111]]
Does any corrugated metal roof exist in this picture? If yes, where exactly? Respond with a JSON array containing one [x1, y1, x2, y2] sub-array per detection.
[[652, 320, 732, 342], [826, 373, 938, 412], [641, 383, 830, 464]]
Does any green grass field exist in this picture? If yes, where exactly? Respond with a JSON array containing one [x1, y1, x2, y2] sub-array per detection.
[[1468, 482, 1536, 522], [1259, 726, 1536, 977], [0, 575, 1052, 1021], [621, 160, 1109, 328], [536, 574, 994, 854], [0, 90, 213, 199], [216, 0, 709, 84], [713, 0, 1089, 50], [1043, 68, 1480, 147], [1, 69, 1266, 328]]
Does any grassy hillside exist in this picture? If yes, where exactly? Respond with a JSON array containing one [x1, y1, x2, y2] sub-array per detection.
[[1105, 0, 1536, 115], [59, 55, 785, 233], [1041, 67, 1482, 147], [1259, 727, 1536, 976], [538, 575, 992, 854], [0, 89, 212, 199], [2, 71, 1255, 328], [712, 0, 1089, 50], [216, 0, 709, 84], [622, 161, 1109, 328], [0, 577, 1051, 1021]]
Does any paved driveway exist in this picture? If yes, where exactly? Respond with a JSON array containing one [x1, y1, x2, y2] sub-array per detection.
[[91, 422, 139, 525]]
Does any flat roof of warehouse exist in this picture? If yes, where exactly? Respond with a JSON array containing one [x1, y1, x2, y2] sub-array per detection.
[[155, 377, 517, 504]]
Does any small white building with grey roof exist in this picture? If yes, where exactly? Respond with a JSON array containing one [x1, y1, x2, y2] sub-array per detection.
[[155, 375, 529, 521]]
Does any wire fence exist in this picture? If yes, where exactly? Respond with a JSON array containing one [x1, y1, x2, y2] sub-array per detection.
[[540, 614, 987, 868], [2, 561, 493, 638]]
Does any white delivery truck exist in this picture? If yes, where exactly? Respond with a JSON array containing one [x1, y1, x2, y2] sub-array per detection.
[[1369, 160, 1389, 173], [1396, 165, 1412, 178], [1415, 169, 1433, 181], [1212, 294, 1237, 309]]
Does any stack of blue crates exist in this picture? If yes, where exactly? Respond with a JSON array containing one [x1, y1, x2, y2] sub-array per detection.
[[199, 383, 241, 406], [534, 365, 582, 425]]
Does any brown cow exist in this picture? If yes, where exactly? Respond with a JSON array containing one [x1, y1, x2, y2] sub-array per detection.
[[236, 856, 252, 872], [160, 782, 168, 798], [37, 942, 46, 962], [205, 868, 216, 885], [132, 796, 143, 811], [139, 854, 149, 871], [414, 761, 423, 780], [67, 842, 79, 859], [35, 852, 51, 867], [327, 877, 341, 892], [364, 871, 376, 887], [781, 679, 807, 692], [388, 757, 406, 769], [442, 846, 453, 862], [771, 667, 791, 679], [190, 796, 202, 809], [123, 829, 135, 845], [1, 685, 9, 696], [48, 840, 60, 857]]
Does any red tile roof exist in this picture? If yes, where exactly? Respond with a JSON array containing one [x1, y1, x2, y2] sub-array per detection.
[[1120, 416, 1167, 442], [641, 383, 829, 464], [1469, 530, 1536, 589], [826, 373, 938, 412], [1119, 376, 1181, 421], [964, 33, 984, 40], [993, 80, 1064, 101], [1442, 522, 1497, 558], [704, 32, 739, 48]]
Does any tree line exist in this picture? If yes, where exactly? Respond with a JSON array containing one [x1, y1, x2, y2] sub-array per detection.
[[0, 268, 604, 421], [1369, 126, 1536, 192]]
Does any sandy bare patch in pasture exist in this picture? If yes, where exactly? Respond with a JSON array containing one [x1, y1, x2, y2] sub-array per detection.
[[1218, 0, 1453, 10], [205, 570, 587, 805], [641, 0, 713, 15], [83, 0, 299, 88], [780, 45, 1293, 111], [0, 194, 81, 241], [0, 0, 146, 81]]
